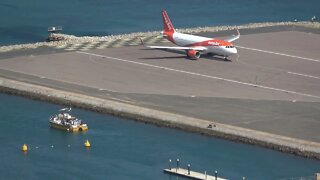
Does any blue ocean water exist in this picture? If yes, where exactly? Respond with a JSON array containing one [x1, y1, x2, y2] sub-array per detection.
[[0, 93, 319, 179], [0, 0, 319, 45]]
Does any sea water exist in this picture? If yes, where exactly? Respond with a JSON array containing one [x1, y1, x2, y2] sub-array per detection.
[[0, 93, 319, 179], [0, 0, 319, 45]]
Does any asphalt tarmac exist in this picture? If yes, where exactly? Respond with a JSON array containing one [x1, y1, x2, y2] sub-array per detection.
[[0, 28, 319, 143]]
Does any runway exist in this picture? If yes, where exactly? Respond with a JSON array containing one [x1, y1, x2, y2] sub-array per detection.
[[0, 28, 319, 143]]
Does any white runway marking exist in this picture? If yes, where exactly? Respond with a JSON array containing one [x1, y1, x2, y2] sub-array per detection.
[[77, 51, 320, 100], [236, 46, 320, 63], [288, 72, 320, 80]]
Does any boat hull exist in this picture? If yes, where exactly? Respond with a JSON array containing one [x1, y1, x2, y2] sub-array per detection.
[[49, 122, 88, 132]]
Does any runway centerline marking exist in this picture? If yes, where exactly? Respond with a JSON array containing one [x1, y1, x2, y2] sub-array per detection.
[[288, 72, 320, 80], [236, 46, 320, 63], [77, 51, 320, 100]]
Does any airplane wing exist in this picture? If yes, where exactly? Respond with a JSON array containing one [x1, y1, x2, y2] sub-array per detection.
[[146, 46, 207, 51], [224, 29, 240, 42]]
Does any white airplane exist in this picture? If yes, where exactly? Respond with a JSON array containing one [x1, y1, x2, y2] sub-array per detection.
[[146, 10, 240, 60]]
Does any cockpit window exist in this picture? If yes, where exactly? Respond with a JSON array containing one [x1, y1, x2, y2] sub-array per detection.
[[226, 46, 234, 48]]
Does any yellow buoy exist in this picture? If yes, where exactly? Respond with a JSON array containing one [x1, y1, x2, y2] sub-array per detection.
[[84, 140, 91, 148], [22, 144, 28, 151]]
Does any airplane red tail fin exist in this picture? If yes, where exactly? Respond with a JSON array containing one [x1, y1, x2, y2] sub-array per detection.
[[162, 10, 175, 33]]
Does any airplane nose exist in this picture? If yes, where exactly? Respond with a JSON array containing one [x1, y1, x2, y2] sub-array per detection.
[[233, 47, 238, 54], [229, 47, 237, 55]]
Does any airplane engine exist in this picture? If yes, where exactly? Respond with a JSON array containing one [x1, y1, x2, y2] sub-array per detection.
[[187, 50, 201, 60]]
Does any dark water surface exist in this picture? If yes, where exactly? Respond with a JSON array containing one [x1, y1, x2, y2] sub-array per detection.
[[0, 0, 319, 45], [0, 93, 319, 179]]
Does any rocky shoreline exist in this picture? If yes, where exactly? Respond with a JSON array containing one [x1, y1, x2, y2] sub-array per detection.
[[1, 21, 319, 53]]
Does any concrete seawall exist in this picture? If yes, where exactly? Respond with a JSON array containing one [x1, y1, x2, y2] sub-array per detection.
[[1, 77, 320, 159]]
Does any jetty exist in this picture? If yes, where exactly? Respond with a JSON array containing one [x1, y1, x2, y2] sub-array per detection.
[[164, 168, 227, 180]]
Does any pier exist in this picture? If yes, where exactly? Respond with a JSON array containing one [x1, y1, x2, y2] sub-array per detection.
[[164, 159, 229, 180], [164, 168, 227, 180]]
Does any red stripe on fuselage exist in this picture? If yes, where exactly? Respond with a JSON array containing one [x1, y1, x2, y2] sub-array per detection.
[[186, 39, 233, 47]]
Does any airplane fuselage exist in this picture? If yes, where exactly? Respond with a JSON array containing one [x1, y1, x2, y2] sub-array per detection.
[[168, 32, 238, 57]]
